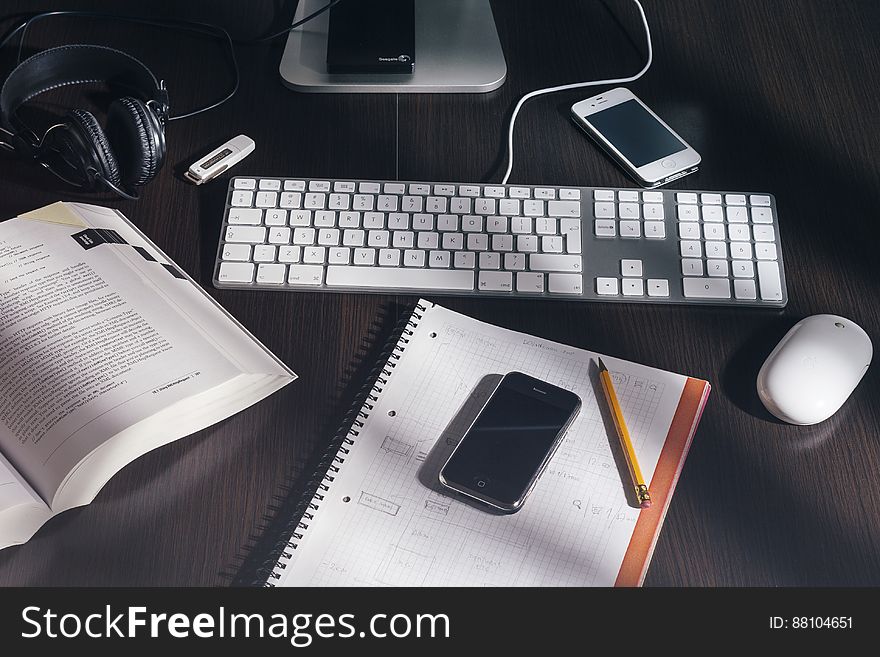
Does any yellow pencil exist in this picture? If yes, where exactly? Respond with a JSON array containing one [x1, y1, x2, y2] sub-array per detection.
[[598, 358, 652, 509]]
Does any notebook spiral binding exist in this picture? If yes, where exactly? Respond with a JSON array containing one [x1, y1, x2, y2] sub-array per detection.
[[259, 301, 431, 586]]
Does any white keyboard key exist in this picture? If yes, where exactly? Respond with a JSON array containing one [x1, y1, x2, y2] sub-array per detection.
[[594, 189, 614, 201], [327, 246, 351, 265], [289, 210, 312, 226], [618, 190, 639, 202], [621, 259, 643, 277], [384, 183, 405, 194], [530, 254, 582, 272], [681, 259, 704, 276], [643, 203, 664, 219], [318, 228, 340, 246], [500, 199, 521, 216], [253, 245, 276, 262], [368, 230, 391, 248], [683, 278, 731, 299], [509, 186, 531, 198], [730, 242, 753, 260], [309, 181, 331, 192], [705, 241, 727, 258], [751, 207, 773, 223], [755, 243, 778, 260], [437, 214, 459, 231], [412, 214, 434, 230], [462, 216, 484, 232], [594, 202, 615, 218], [222, 243, 251, 261], [707, 259, 730, 277], [218, 262, 254, 283], [676, 193, 698, 204], [293, 227, 316, 245], [757, 261, 783, 300], [677, 205, 699, 221], [459, 185, 481, 197], [353, 194, 374, 211], [379, 248, 401, 266], [225, 225, 266, 243], [474, 198, 496, 215], [642, 191, 663, 203], [596, 277, 619, 295], [329, 193, 351, 210], [560, 219, 581, 253], [726, 206, 749, 223], [287, 265, 324, 285], [231, 190, 253, 207], [417, 232, 440, 249], [434, 184, 456, 196], [541, 236, 563, 253], [454, 251, 475, 269], [353, 248, 377, 265], [680, 240, 702, 257], [343, 229, 365, 247], [503, 253, 526, 271], [284, 180, 306, 192], [647, 279, 669, 297], [644, 221, 666, 239], [548, 273, 583, 294], [304, 193, 326, 209], [313, 210, 335, 227], [516, 272, 546, 293], [750, 194, 772, 206], [303, 246, 326, 264], [402, 195, 423, 212], [478, 252, 500, 269], [357, 182, 380, 193], [535, 188, 555, 199], [725, 194, 746, 205], [701, 205, 724, 222], [468, 234, 489, 250], [334, 181, 356, 193], [228, 208, 262, 225], [408, 183, 430, 195], [338, 211, 360, 228], [559, 189, 581, 200], [535, 217, 557, 235], [734, 279, 757, 300], [753, 225, 776, 242], [442, 233, 463, 250], [234, 178, 256, 190], [404, 249, 426, 267], [255, 191, 278, 208], [728, 224, 751, 241], [523, 199, 545, 216], [619, 221, 641, 237], [478, 271, 513, 292], [622, 278, 644, 296], [594, 219, 616, 237], [265, 209, 288, 226], [678, 222, 701, 239], [430, 250, 451, 268], [732, 260, 755, 278], [279, 192, 302, 209], [487, 216, 508, 233], [259, 179, 281, 191], [484, 185, 506, 197], [450, 197, 472, 214], [278, 246, 301, 263], [427, 196, 448, 213], [327, 267, 474, 290], [256, 263, 285, 284], [701, 193, 722, 205], [378, 195, 399, 211], [492, 234, 513, 251], [619, 203, 640, 219], [363, 212, 385, 229], [547, 200, 581, 217]]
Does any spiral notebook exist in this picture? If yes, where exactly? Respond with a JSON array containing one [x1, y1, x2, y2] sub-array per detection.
[[263, 301, 710, 587]]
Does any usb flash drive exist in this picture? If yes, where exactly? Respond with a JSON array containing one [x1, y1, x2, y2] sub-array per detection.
[[185, 135, 255, 185]]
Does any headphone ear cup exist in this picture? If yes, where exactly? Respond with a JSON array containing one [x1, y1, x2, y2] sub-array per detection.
[[63, 109, 122, 188], [106, 97, 165, 187]]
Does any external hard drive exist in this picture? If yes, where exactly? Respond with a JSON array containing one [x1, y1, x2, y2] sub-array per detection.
[[326, 0, 415, 74]]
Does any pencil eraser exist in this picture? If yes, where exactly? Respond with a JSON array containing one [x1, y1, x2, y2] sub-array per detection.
[[640, 500, 652, 509]]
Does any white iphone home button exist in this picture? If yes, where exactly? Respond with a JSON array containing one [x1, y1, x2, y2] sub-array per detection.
[[661, 158, 677, 169]]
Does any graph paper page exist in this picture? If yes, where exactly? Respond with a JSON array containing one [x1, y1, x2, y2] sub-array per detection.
[[278, 302, 689, 586]]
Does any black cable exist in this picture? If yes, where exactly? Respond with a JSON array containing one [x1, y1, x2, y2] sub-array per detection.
[[235, 0, 344, 45]]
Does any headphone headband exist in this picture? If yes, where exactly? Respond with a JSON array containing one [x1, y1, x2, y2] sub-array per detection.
[[0, 44, 168, 132]]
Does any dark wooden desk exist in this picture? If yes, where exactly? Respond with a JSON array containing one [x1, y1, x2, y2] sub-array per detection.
[[1, 0, 878, 586]]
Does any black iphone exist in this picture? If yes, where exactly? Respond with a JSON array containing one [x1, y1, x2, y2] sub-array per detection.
[[439, 372, 581, 513]]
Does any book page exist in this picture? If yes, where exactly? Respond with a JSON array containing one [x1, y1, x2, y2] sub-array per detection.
[[278, 303, 691, 587], [0, 450, 48, 549], [0, 216, 242, 504]]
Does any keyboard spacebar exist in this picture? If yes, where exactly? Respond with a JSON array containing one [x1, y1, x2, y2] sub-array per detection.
[[326, 266, 475, 290]]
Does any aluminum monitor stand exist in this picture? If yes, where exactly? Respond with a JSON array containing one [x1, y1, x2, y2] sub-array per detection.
[[279, 0, 507, 93]]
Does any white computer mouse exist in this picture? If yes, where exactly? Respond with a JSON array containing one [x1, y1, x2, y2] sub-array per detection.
[[757, 314, 872, 425]]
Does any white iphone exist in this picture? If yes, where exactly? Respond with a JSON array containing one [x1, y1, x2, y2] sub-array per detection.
[[570, 87, 700, 188]]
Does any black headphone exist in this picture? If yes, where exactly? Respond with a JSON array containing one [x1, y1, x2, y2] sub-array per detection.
[[0, 44, 169, 200]]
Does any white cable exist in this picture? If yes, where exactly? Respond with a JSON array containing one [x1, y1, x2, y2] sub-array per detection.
[[500, 0, 653, 184]]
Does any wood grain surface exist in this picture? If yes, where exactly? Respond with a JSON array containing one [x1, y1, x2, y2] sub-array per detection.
[[0, 0, 878, 586]]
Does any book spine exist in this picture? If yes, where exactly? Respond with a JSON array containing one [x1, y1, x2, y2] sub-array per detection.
[[262, 302, 429, 586]]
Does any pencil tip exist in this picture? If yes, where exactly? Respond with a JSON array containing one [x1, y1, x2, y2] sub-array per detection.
[[598, 357, 607, 372]]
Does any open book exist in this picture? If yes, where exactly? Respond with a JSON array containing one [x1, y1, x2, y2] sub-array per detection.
[[0, 202, 295, 550], [263, 301, 709, 587]]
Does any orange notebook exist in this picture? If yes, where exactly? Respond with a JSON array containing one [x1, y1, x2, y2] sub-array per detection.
[[263, 301, 710, 587]]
